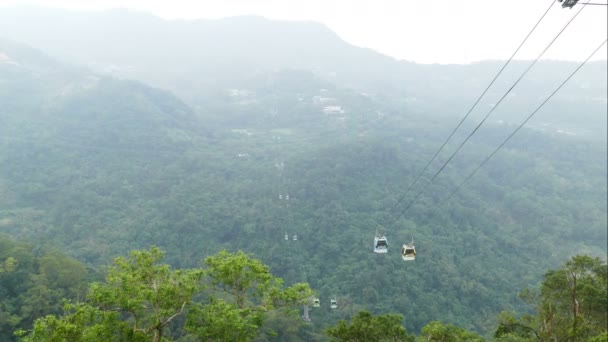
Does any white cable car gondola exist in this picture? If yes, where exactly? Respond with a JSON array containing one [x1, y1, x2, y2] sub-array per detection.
[[311, 297, 320, 307], [330, 298, 338, 309], [373, 235, 388, 253], [285, 233, 289, 241], [293, 234, 298, 241], [373, 225, 389, 253], [401, 242, 416, 261]]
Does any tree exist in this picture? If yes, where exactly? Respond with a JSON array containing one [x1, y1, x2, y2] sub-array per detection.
[[17, 247, 313, 342], [494, 255, 607, 342], [185, 297, 264, 341], [325, 310, 412, 342], [419, 321, 483, 342], [15, 301, 133, 342], [87, 246, 205, 342], [493, 311, 536, 341], [537, 255, 607, 342], [0, 257, 17, 274], [186, 250, 314, 341], [0, 235, 89, 342]]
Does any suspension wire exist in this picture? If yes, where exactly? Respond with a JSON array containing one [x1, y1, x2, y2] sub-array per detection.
[[385, 0, 557, 217], [387, 2, 590, 229], [444, 38, 607, 203]]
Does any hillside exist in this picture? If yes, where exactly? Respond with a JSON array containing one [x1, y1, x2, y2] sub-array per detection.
[[0, 14, 606, 338]]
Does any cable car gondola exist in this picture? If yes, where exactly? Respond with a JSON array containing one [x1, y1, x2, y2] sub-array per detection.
[[285, 233, 289, 241], [311, 297, 320, 307], [373, 226, 388, 253], [401, 243, 416, 261], [330, 298, 338, 309], [293, 234, 298, 241], [373, 235, 388, 253]]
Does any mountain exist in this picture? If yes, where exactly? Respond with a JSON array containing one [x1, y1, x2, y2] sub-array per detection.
[[0, 11, 606, 338], [0, 6, 605, 139], [0, 7, 409, 99], [0, 40, 210, 263]]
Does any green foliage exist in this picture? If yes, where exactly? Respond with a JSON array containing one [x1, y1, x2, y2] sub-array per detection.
[[17, 247, 312, 341], [586, 332, 608, 342], [205, 250, 280, 309], [87, 246, 204, 341], [494, 255, 608, 342], [204, 250, 313, 310], [193, 250, 313, 341], [0, 235, 88, 342], [0, 38, 606, 338], [0, 257, 17, 274], [15, 301, 134, 342], [185, 297, 264, 341], [325, 310, 412, 342], [535, 255, 607, 341], [420, 321, 484, 342], [493, 311, 536, 341]]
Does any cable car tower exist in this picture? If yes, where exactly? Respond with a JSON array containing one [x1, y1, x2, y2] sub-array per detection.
[[302, 305, 311, 323]]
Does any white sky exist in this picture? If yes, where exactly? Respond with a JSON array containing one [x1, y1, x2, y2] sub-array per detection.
[[0, 0, 606, 64]]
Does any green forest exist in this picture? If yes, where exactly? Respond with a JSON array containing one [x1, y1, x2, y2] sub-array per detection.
[[2, 238, 606, 341], [0, 8, 607, 341]]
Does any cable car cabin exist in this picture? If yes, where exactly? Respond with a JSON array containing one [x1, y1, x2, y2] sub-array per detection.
[[293, 234, 298, 241], [558, 0, 578, 8], [373, 235, 388, 253], [330, 299, 338, 309], [285, 234, 289, 241], [401, 244, 416, 261], [312, 297, 320, 307]]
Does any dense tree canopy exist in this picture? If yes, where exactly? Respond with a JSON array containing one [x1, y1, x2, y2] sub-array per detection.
[[1, 33, 606, 339], [16, 247, 314, 342], [9, 248, 604, 341], [325, 310, 412, 342], [495, 256, 608, 342], [0, 235, 89, 341]]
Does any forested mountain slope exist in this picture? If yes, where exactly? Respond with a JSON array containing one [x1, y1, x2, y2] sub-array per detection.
[[0, 22, 606, 337]]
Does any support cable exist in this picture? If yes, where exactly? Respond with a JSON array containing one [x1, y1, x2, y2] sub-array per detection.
[[386, 0, 557, 216], [387, 2, 590, 228], [443, 38, 607, 202]]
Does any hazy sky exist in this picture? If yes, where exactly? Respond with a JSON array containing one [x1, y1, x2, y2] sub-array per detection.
[[1, 0, 606, 64]]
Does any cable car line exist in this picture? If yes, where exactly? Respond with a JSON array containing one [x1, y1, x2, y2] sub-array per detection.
[[443, 38, 607, 203], [560, 0, 608, 6], [386, 0, 556, 215], [386, 1, 590, 229]]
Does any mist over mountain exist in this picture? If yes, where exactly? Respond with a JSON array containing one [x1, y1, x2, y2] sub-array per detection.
[[0, 38, 203, 148], [0, 6, 606, 340], [1, 6, 605, 139], [0, 7, 407, 95]]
